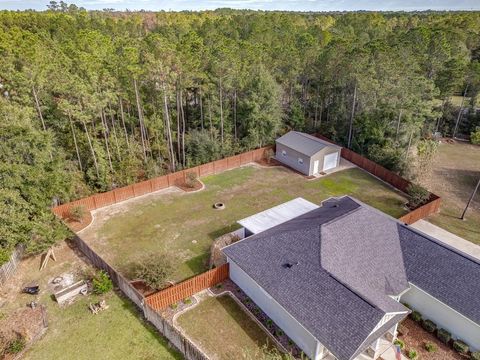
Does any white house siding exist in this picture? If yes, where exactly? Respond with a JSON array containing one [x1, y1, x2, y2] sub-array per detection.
[[401, 284, 480, 351], [275, 143, 312, 175], [228, 259, 324, 360], [309, 147, 340, 174]]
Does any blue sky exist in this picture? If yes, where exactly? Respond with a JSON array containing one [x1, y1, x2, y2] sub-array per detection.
[[1, 0, 479, 11]]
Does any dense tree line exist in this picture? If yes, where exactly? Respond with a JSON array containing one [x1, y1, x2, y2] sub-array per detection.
[[1, 5, 480, 261]]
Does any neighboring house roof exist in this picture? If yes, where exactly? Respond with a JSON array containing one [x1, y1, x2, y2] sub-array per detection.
[[237, 197, 319, 234], [400, 225, 480, 325], [276, 131, 341, 157], [224, 196, 480, 360]]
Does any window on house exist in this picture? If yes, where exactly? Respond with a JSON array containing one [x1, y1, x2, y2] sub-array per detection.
[[281, 150, 286, 156], [298, 158, 303, 164]]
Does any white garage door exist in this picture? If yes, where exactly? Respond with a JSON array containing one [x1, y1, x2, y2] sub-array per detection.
[[323, 152, 339, 171]]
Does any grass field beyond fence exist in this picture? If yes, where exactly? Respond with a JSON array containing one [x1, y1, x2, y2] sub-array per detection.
[[81, 165, 408, 282]]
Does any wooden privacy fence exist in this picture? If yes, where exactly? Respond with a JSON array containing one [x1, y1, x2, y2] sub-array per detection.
[[0, 245, 24, 287], [53, 147, 270, 219], [144, 304, 209, 360], [73, 232, 214, 359], [399, 194, 442, 225], [72, 236, 144, 308], [314, 134, 442, 225], [146, 264, 229, 311]]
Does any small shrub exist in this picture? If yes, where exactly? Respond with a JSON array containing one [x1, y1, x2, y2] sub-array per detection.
[[276, 329, 284, 337], [183, 298, 192, 305], [288, 339, 294, 346], [424, 342, 437, 352], [265, 148, 275, 163], [453, 340, 469, 354], [471, 126, 480, 145], [266, 319, 273, 328], [437, 328, 451, 345], [471, 351, 480, 360], [410, 310, 422, 322], [408, 348, 418, 359], [215, 283, 223, 289], [134, 253, 176, 290], [421, 319, 437, 333], [7, 335, 26, 354], [92, 270, 113, 295], [69, 205, 86, 222], [402, 302, 411, 309], [394, 339, 405, 349], [407, 184, 430, 209], [185, 172, 198, 188], [170, 302, 178, 310]]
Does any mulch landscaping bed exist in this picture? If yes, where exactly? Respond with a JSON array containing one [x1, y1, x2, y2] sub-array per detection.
[[161, 296, 199, 324], [398, 318, 468, 360], [210, 279, 303, 358], [65, 211, 93, 232], [174, 179, 203, 192]]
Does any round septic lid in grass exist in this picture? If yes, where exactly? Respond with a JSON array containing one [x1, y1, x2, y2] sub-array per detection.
[[213, 202, 225, 210]]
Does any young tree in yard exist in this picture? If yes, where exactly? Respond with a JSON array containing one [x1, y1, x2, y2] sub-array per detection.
[[134, 253, 177, 290]]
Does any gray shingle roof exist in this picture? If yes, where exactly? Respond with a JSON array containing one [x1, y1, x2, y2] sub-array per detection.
[[224, 196, 480, 360], [276, 131, 341, 156], [399, 225, 480, 324], [223, 197, 409, 360]]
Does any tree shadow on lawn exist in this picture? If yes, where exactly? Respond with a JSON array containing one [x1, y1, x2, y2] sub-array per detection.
[[184, 253, 210, 275], [116, 290, 183, 359], [208, 223, 240, 240]]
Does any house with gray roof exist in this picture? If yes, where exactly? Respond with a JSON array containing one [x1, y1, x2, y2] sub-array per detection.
[[276, 131, 342, 175], [222, 196, 480, 360]]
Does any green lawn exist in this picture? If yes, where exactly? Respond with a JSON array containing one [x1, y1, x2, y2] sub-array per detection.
[[421, 141, 480, 244], [82, 165, 407, 281], [25, 291, 182, 360], [176, 295, 277, 359], [0, 243, 180, 360]]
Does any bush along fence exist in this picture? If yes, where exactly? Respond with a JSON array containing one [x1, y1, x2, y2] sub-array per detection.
[[314, 134, 442, 225], [73, 234, 223, 360], [0, 244, 24, 287], [53, 147, 270, 219]]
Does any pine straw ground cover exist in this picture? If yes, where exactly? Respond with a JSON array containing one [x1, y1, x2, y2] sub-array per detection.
[[397, 318, 467, 360], [80, 165, 408, 283]]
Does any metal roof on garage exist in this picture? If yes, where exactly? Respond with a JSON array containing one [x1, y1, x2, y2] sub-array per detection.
[[237, 197, 319, 234], [276, 131, 341, 157]]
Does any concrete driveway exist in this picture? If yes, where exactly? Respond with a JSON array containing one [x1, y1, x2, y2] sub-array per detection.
[[411, 220, 480, 261]]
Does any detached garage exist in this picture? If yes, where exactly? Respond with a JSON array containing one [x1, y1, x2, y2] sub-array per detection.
[[275, 131, 342, 176]]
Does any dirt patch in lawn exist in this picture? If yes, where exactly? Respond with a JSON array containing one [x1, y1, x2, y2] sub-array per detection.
[[398, 319, 467, 360]]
